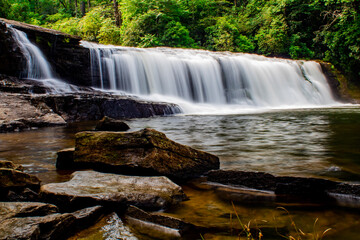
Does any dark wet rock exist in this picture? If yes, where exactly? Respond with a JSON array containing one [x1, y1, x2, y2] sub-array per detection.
[[95, 116, 130, 131], [125, 205, 197, 239], [56, 148, 75, 170], [206, 170, 277, 191], [40, 170, 187, 211], [275, 176, 337, 197], [0, 168, 40, 197], [73, 128, 219, 180], [0, 75, 49, 94], [0, 160, 24, 171], [0, 205, 103, 240], [7, 188, 40, 202], [33, 93, 181, 122], [0, 76, 181, 133], [0, 202, 58, 221], [205, 170, 352, 203]]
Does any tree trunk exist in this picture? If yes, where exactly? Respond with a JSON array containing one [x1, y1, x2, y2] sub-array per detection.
[[113, 0, 121, 27], [74, 0, 78, 16], [81, 1, 86, 16], [88, 0, 91, 8]]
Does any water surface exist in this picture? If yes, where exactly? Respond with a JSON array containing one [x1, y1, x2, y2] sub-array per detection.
[[1, 107, 360, 239]]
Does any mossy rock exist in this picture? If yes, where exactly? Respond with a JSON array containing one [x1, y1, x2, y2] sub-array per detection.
[[72, 128, 220, 180]]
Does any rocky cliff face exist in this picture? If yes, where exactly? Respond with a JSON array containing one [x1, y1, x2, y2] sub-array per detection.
[[0, 18, 93, 87]]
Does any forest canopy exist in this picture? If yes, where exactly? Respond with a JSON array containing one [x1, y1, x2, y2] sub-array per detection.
[[0, 0, 359, 82]]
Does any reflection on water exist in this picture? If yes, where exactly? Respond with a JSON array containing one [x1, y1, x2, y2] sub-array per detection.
[[0, 122, 95, 183], [1, 108, 360, 239], [1, 108, 360, 182], [127, 107, 360, 182]]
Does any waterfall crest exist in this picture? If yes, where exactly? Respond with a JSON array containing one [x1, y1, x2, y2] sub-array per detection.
[[81, 41, 338, 110]]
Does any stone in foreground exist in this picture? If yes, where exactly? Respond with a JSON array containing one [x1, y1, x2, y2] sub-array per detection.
[[0, 202, 58, 221], [40, 171, 187, 211], [0, 205, 103, 240], [73, 128, 220, 180], [125, 205, 198, 239], [0, 168, 40, 194]]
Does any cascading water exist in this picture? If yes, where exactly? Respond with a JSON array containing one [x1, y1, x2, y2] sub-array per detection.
[[81, 41, 339, 113], [8, 25, 76, 93]]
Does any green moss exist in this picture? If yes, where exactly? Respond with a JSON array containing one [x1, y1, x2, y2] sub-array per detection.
[[328, 63, 360, 102]]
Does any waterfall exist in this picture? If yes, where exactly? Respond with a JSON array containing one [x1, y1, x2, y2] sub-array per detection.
[[81, 41, 339, 112], [9, 26, 53, 79], [8, 25, 77, 93]]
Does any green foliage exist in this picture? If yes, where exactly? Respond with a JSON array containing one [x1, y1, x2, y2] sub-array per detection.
[[162, 21, 194, 48], [98, 18, 121, 45]]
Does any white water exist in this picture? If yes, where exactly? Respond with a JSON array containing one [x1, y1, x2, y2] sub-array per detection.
[[8, 26, 78, 93], [6, 26, 341, 113], [81, 41, 341, 114]]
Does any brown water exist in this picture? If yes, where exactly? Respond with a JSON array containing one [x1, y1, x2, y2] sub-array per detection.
[[1, 107, 360, 239]]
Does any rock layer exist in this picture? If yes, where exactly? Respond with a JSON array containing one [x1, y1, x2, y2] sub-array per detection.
[[0, 205, 103, 240], [73, 128, 220, 180], [40, 171, 186, 211], [0, 76, 181, 132]]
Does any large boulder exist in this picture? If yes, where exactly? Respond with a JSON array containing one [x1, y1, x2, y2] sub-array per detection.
[[0, 205, 103, 240], [72, 128, 219, 180], [40, 171, 187, 211]]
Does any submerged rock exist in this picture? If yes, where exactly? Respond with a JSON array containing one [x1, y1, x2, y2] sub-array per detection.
[[125, 205, 197, 239], [206, 170, 360, 206], [0, 205, 103, 240], [72, 128, 219, 180], [95, 116, 130, 131], [40, 170, 187, 211], [206, 170, 277, 191], [69, 212, 139, 240]]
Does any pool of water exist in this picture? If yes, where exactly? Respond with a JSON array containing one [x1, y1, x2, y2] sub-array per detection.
[[1, 107, 360, 239]]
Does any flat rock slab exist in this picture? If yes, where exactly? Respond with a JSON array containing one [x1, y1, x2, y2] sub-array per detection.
[[73, 128, 219, 180], [125, 205, 199, 239], [0, 205, 103, 240], [40, 171, 187, 211], [0, 93, 66, 132], [0, 202, 58, 221]]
